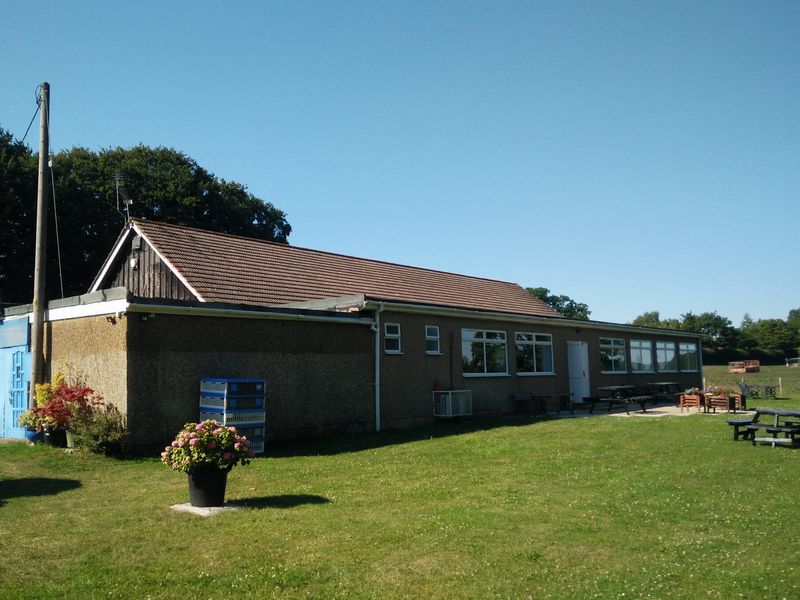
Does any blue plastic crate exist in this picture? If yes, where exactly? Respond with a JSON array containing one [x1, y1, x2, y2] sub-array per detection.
[[200, 378, 266, 398]]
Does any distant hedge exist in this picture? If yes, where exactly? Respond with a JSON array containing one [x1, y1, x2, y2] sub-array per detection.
[[703, 347, 791, 366]]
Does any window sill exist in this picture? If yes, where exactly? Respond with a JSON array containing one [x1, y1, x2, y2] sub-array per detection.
[[631, 371, 655, 375], [384, 351, 403, 356], [601, 371, 628, 375], [425, 352, 443, 356], [463, 373, 510, 378], [517, 372, 556, 377]]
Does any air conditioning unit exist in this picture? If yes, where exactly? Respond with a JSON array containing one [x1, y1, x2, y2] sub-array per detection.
[[433, 390, 473, 417]]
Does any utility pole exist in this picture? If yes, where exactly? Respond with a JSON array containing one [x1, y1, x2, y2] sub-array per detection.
[[29, 82, 49, 407]]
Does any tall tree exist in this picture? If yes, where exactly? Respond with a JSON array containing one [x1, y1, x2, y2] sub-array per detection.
[[526, 287, 591, 320], [0, 129, 37, 306], [0, 129, 291, 304], [680, 311, 738, 349], [745, 319, 799, 354]]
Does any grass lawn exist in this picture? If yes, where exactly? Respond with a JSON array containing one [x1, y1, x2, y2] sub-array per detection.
[[2, 395, 800, 598]]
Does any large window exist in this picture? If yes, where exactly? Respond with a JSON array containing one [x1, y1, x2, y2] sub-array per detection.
[[515, 333, 554, 374], [656, 341, 677, 372], [425, 325, 441, 354], [462, 329, 508, 376], [630, 340, 653, 373], [679, 342, 698, 371], [384, 323, 401, 354], [600, 338, 627, 373]]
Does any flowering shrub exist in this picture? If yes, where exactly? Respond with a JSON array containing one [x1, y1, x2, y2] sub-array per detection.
[[18, 372, 96, 431], [161, 420, 254, 474]]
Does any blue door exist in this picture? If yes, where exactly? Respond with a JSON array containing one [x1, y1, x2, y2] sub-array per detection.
[[0, 320, 31, 439]]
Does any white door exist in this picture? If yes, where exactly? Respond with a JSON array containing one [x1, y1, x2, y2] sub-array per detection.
[[567, 341, 590, 403]]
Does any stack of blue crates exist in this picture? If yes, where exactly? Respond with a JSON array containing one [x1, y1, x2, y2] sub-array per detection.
[[199, 378, 266, 455]]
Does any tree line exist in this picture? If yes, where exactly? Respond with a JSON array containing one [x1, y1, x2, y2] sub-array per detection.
[[631, 310, 800, 363], [526, 287, 799, 364], [0, 127, 291, 306]]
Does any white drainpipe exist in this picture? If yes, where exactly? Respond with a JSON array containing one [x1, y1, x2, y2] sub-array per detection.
[[372, 303, 384, 432]]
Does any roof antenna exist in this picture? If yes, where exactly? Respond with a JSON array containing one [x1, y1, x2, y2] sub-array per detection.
[[113, 172, 133, 221]]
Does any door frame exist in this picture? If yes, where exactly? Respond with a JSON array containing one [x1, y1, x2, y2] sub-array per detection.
[[566, 340, 590, 403]]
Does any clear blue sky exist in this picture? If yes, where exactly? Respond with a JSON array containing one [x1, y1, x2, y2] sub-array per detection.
[[2, 1, 798, 325]]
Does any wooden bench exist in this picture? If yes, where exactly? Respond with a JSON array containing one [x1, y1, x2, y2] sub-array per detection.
[[727, 417, 757, 441], [588, 392, 649, 415], [746, 423, 800, 447]]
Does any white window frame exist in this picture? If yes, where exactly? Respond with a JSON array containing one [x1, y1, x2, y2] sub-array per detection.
[[630, 340, 654, 373], [656, 341, 678, 372], [425, 325, 441, 355], [679, 342, 699, 372], [515, 332, 555, 376], [600, 338, 627, 373], [461, 329, 508, 377], [384, 323, 401, 354]]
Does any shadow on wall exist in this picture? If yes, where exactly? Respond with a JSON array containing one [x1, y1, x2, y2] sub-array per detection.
[[0, 477, 82, 507]]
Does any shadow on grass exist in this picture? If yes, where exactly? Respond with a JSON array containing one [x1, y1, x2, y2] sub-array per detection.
[[235, 494, 330, 509], [0, 477, 81, 507], [263, 416, 555, 458]]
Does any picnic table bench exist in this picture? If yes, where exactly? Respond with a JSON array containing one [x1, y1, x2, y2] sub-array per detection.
[[728, 408, 800, 447], [588, 386, 653, 415]]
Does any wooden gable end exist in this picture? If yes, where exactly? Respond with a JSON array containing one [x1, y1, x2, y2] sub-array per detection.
[[107, 234, 196, 301]]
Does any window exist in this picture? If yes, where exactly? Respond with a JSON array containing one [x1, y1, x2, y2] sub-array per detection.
[[425, 325, 441, 354], [656, 341, 677, 372], [679, 342, 698, 371], [462, 329, 508, 375], [384, 323, 401, 353], [599, 338, 627, 373], [515, 333, 554, 374], [630, 340, 654, 373]]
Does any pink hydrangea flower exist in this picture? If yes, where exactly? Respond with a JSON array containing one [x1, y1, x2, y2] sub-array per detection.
[[189, 438, 199, 446], [171, 440, 179, 447]]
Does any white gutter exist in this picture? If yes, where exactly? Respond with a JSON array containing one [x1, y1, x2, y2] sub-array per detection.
[[371, 303, 384, 432]]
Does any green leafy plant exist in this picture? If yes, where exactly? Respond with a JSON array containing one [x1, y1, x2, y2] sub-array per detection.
[[161, 420, 253, 474], [71, 401, 128, 456]]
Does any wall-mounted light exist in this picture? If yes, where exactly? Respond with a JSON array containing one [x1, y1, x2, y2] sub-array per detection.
[[130, 258, 138, 270], [106, 315, 116, 324]]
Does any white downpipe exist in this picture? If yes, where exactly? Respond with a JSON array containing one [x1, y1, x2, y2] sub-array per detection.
[[373, 303, 384, 432]]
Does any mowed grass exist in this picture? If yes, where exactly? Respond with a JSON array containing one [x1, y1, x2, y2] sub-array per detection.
[[2, 397, 800, 599]]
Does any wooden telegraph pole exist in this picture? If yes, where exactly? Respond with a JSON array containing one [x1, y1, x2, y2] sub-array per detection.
[[29, 82, 50, 407]]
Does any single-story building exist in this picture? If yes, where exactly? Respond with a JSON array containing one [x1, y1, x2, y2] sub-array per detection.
[[0, 219, 703, 445]]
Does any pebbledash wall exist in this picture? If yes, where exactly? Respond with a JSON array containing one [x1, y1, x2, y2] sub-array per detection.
[[123, 313, 375, 445]]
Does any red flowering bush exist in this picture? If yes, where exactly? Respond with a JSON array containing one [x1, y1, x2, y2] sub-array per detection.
[[161, 420, 254, 474], [19, 373, 96, 431]]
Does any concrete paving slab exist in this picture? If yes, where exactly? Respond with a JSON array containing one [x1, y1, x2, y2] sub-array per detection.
[[171, 502, 244, 517]]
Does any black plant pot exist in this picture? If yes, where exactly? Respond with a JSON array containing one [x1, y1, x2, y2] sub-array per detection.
[[187, 469, 229, 507], [44, 429, 67, 447]]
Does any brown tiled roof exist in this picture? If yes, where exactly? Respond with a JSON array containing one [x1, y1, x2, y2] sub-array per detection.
[[129, 219, 562, 318]]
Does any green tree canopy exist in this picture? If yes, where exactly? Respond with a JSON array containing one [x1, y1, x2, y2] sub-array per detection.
[[526, 287, 591, 320], [744, 319, 799, 354], [0, 128, 291, 305], [630, 311, 681, 329], [679, 311, 738, 349]]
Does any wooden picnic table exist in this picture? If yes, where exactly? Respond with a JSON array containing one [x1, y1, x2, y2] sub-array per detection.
[[730, 407, 800, 447], [591, 386, 649, 414]]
